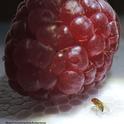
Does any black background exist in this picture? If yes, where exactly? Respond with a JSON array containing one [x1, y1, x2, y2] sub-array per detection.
[[0, 0, 123, 22]]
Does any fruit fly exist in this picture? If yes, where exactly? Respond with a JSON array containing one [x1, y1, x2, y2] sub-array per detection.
[[91, 98, 104, 112]]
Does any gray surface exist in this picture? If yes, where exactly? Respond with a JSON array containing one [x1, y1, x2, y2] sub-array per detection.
[[0, 22, 9, 45]]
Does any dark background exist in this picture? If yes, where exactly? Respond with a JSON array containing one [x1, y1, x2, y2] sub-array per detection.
[[0, 0, 123, 22]]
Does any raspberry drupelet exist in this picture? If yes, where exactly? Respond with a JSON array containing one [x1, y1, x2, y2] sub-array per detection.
[[5, 0, 120, 99]]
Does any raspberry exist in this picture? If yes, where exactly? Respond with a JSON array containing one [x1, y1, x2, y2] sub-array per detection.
[[5, 0, 120, 100]]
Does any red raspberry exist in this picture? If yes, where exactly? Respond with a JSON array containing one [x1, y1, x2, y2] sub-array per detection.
[[5, 0, 120, 100]]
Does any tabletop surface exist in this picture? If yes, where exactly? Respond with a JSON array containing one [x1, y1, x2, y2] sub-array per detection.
[[0, 18, 124, 124]]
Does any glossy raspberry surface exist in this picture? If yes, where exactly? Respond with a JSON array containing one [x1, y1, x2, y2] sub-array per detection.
[[5, 0, 120, 99]]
